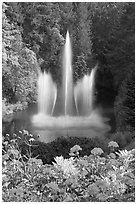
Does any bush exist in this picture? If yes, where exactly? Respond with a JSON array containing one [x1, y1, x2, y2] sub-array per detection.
[[26, 135, 109, 164], [110, 131, 135, 148], [2, 99, 28, 120], [2, 130, 135, 202], [2, 99, 14, 116]]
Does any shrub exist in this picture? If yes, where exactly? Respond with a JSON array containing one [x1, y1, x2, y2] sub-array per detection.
[[2, 98, 28, 121], [111, 131, 135, 148], [2, 131, 135, 202]]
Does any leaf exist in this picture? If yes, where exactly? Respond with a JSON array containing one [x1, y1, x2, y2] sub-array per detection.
[[109, 158, 119, 166], [22, 178, 29, 183], [9, 188, 17, 196], [96, 193, 109, 201], [96, 180, 109, 191], [87, 183, 100, 195], [2, 174, 9, 182], [82, 169, 88, 176], [3, 141, 9, 146], [3, 182, 10, 187], [65, 177, 78, 187], [47, 182, 60, 193], [2, 154, 9, 160], [8, 149, 19, 158], [124, 177, 135, 187], [63, 195, 73, 202], [79, 159, 89, 166], [124, 172, 135, 179]]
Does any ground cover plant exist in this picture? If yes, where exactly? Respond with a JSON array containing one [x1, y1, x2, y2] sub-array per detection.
[[2, 130, 135, 202]]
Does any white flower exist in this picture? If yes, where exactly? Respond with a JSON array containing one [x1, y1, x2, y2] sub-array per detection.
[[29, 138, 35, 142], [19, 131, 22, 134], [53, 156, 79, 177], [108, 141, 119, 148], [91, 147, 104, 155]]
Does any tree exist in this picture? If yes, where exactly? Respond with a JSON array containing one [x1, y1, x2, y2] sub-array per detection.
[[89, 2, 134, 90], [78, 3, 92, 59], [20, 2, 64, 84], [114, 70, 135, 131], [2, 3, 39, 103]]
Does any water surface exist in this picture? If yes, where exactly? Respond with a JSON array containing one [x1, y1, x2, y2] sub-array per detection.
[[3, 103, 114, 143]]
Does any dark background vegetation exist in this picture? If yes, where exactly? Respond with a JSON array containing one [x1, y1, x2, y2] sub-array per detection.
[[2, 2, 135, 148]]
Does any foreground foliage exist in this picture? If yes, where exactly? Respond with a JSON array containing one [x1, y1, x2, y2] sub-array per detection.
[[2, 131, 135, 202]]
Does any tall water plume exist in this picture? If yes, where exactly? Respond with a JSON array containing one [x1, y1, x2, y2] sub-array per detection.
[[62, 31, 74, 115], [38, 71, 57, 115], [74, 66, 97, 116]]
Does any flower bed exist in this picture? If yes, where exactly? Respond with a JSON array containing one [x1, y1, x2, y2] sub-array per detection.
[[2, 131, 135, 202]]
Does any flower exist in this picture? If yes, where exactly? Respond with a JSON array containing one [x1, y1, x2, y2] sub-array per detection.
[[108, 141, 119, 148], [70, 145, 82, 153], [53, 156, 79, 177], [29, 138, 35, 142], [91, 147, 104, 155], [109, 153, 116, 159], [22, 130, 29, 135]]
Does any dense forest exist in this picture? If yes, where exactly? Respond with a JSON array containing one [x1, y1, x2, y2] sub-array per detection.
[[2, 2, 135, 132]]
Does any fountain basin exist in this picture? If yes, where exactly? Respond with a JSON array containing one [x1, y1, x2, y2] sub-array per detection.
[[32, 110, 110, 143], [32, 111, 109, 130]]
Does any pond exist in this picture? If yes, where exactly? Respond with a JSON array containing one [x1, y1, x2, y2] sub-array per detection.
[[2, 103, 116, 144]]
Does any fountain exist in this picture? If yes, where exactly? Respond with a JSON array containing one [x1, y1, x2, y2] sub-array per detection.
[[74, 67, 97, 116], [38, 72, 57, 115], [32, 31, 110, 143], [63, 31, 74, 115]]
